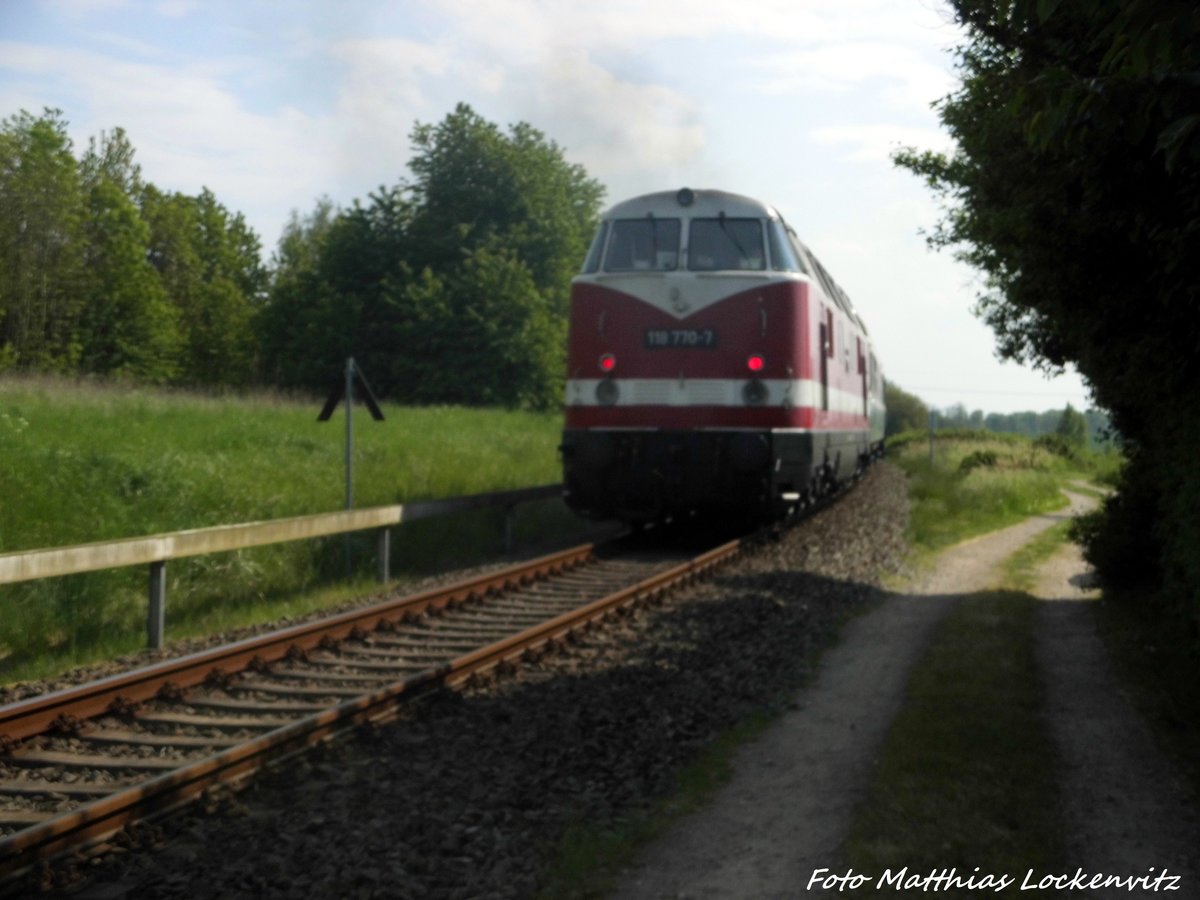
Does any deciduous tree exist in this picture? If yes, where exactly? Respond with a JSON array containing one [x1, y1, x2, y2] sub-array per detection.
[[0, 109, 85, 370], [883, 381, 930, 436], [260, 103, 603, 409]]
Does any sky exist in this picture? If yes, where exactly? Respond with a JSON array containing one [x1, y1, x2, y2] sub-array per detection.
[[0, 0, 1095, 415]]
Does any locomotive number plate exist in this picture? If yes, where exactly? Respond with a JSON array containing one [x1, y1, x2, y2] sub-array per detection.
[[644, 328, 718, 349]]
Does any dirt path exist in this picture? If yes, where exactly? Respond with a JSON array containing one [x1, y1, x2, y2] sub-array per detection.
[[608, 493, 1100, 899], [1033, 525, 1200, 896]]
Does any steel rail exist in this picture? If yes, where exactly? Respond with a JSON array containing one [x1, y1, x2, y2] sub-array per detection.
[[0, 533, 747, 880], [0, 542, 593, 745]]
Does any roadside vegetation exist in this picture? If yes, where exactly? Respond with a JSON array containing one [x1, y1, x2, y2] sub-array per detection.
[[885, 427, 1119, 563], [0, 377, 571, 684]]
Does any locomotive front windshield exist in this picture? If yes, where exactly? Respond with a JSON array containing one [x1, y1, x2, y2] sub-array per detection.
[[604, 218, 681, 271], [584, 214, 778, 273], [687, 218, 765, 271]]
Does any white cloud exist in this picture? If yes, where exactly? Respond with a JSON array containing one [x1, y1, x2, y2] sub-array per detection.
[[811, 123, 954, 163], [507, 50, 705, 176], [332, 38, 449, 113], [425, 0, 952, 55], [409, 0, 961, 197], [155, 0, 199, 18], [43, 0, 129, 17], [330, 38, 450, 174], [754, 41, 957, 110]]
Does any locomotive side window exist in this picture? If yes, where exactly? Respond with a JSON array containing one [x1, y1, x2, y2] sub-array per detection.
[[808, 252, 836, 301], [767, 220, 806, 273], [789, 232, 815, 275], [581, 222, 608, 273], [687, 218, 765, 271], [811, 255, 852, 316], [604, 218, 680, 271]]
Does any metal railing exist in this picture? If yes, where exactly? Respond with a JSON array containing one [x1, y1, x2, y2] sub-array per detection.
[[0, 484, 562, 649]]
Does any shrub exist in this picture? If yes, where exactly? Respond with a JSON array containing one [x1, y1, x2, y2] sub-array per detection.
[[1034, 433, 1080, 463], [959, 450, 999, 473]]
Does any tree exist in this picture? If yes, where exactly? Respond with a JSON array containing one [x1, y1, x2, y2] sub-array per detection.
[[0, 109, 85, 370], [74, 130, 181, 381], [405, 104, 603, 317], [884, 381, 929, 436], [79, 127, 142, 198], [142, 186, 266, 385], [1054, 403, 1087, 449], [895, 2, 1198, 423], [78, 180, 181, 380], [257, 197, 340, 386], [259, 103, 604, 408], [895, 0, 1200, 629], [428, 244, 562, 409]]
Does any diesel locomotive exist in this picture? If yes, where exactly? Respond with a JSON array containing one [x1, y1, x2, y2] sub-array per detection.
[[561, 188, 885, 524]]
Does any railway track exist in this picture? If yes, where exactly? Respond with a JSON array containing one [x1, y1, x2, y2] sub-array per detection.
[[0, 530, 750, 882]]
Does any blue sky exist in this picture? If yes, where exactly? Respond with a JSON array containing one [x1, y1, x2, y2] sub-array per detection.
[[0, 0, 1094, 415]]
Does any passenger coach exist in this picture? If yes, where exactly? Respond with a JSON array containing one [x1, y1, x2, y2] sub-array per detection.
[[561, 188, 885, 523]]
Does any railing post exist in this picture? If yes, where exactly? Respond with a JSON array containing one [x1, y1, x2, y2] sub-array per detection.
[[503, 504, 516, 554], [148, 561, 166, 650], [377, 528, 391, 583]]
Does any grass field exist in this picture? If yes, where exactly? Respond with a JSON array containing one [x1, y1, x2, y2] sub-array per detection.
[[0, 376, 571, 682]]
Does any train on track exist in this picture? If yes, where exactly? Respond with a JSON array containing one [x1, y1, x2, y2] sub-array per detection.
[[561, 188, 885, 524]]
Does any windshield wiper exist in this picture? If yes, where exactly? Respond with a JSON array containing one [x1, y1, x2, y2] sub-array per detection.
[[717, 212, 751, 265]]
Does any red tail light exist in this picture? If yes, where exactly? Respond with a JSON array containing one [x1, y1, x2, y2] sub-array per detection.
[[599, 353, 616, 372], [747, 354, 765, 373]]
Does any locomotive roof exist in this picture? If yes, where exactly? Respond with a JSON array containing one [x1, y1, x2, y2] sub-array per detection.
[[602, 189, 780, 221]]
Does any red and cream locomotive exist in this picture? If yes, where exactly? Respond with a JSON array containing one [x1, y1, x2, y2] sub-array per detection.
[[561, 188, 885, 523]]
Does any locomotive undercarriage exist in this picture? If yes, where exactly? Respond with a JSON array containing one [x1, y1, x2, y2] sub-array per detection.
[[560, 428, 872, 524]]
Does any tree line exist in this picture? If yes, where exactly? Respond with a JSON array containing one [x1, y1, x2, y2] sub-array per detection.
[[930, 402, 1104, 448], [884, 381, 1105, 448], [0, 109, 265, 385], [895, 1, 1199, 634], [0, 104, 604, 409]]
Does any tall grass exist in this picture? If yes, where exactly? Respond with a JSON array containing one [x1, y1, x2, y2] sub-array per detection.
[[0, 376, 572, 682], [888, 433, 1078, 557]]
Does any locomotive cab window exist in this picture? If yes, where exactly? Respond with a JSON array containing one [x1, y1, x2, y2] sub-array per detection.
[[604, 218, 680, 271], [687, 218, 765, 271], [768, 220, 807, 273], [581, 222, 608, 274]]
